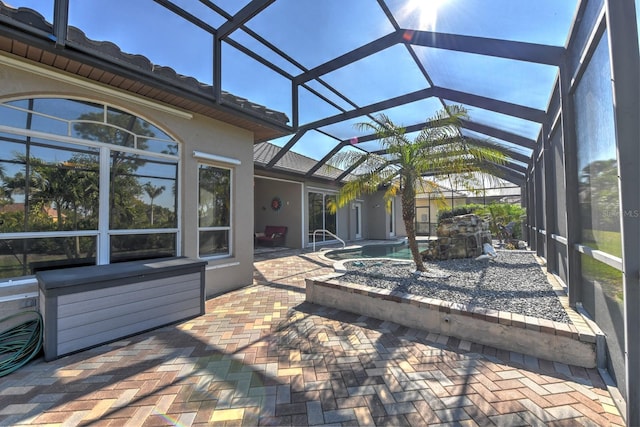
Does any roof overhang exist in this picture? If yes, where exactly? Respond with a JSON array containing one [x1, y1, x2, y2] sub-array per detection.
[[0, 6, 292, 142]]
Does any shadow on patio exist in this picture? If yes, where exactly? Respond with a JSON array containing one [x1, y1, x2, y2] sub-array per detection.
[[0, 250, 624, 426]]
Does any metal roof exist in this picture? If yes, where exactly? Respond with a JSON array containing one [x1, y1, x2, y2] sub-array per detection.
[[254, 141, 345, 181], [0, 0, 581, 186]]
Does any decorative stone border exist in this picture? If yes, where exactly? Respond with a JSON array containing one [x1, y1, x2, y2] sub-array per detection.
[[306, 258, 599, 368]]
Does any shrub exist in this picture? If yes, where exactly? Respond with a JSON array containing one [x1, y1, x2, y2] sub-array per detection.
[[436, 202, 526, 240], [474, 203, 526, 239], [437, 204, 484, 223]]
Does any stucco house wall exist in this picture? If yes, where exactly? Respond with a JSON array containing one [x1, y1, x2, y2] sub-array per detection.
[[0, 56, 255, 298], [254, 177, 303, 248], [363, 191, 405, 240], [254, 174, 403, 248]]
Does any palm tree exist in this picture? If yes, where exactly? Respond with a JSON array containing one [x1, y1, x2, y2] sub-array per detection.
[[143, 182, 165, 225], [331, 105, 507, 272]]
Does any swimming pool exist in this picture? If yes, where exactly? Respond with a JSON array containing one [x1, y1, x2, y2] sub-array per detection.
[[323, 241, 430, 260]]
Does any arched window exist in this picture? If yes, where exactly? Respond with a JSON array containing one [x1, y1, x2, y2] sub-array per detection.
[[0, 98, 180, 280]]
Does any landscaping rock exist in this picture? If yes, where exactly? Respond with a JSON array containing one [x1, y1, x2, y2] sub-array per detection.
[[421, 214, 492, 260], [340, 251, 570, 323]]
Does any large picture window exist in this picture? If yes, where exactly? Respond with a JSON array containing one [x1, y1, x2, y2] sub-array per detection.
[[0, 98, 179, 280], [198, 164, 231, 258]]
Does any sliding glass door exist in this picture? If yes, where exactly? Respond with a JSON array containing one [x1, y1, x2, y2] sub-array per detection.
[[308, 191, 336, 243]]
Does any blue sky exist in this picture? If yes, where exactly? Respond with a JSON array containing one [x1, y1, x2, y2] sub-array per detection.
[[8, 0, 581, 162]]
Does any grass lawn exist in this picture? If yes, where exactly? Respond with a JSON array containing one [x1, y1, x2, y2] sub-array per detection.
[[581, 229, 622, 258], [580, 230, 623, 304]]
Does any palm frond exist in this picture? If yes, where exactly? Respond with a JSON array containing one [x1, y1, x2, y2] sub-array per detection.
[[331, 160, 397, 212], [415, 106, 468, 144], [336, 105, 514, 272]]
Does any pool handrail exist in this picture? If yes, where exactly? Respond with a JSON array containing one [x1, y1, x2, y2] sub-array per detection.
[[312, 229, 346, 252]]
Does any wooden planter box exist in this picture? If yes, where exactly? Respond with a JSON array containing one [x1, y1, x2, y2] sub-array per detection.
[[37, 257, 207, 361]]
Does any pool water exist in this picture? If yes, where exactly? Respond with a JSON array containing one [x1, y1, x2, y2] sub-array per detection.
[[324, 242, 431, 260]]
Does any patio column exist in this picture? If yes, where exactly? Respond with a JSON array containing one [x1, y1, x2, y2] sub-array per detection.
[[542, 122, 557, 274], [527, 169, 536, 250], [53, 0, 69, 46], [558, 58, 581, 308], [213, 34, 222, 103], [605, 0, 640, 424], [534, 151, 544, 258], [522, 180, 529, 243]]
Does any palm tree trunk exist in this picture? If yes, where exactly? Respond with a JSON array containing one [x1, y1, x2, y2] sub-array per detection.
[[401, 186, 426, 271], [404, 216, 426, 271]]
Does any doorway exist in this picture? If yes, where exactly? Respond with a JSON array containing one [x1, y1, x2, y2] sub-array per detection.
[[308, 191, 337, 243]]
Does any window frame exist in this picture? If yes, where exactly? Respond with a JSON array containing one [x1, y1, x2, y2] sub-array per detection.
[[0, 97, 181, 280], [307, 187, 338, 243], [197, 162, 234, 260]]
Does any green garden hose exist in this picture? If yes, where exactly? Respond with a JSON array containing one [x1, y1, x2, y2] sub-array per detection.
[[0, 311, 43, 377]]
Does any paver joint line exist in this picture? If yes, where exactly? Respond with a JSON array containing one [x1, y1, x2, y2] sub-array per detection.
[[0, 249, 625, 427]]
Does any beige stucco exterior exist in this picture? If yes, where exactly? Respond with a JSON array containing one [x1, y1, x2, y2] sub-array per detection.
[[0, 54, 408, 299], [254, 176, 304, 248], [0, 54, 255, 297], [254, 171, 406, 248]]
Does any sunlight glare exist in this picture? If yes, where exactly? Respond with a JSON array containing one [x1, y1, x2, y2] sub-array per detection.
[[400, 0, 451, 31]]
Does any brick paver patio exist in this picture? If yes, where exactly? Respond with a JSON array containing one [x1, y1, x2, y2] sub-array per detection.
[[0, 248, 625, 426]]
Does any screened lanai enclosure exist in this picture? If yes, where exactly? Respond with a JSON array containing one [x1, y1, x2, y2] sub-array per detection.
[[0, 0, 638, 423], [413, 172, 523, 236]]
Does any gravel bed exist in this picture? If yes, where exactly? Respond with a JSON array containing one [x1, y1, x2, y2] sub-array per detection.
[[339, 251, 571, 324]]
